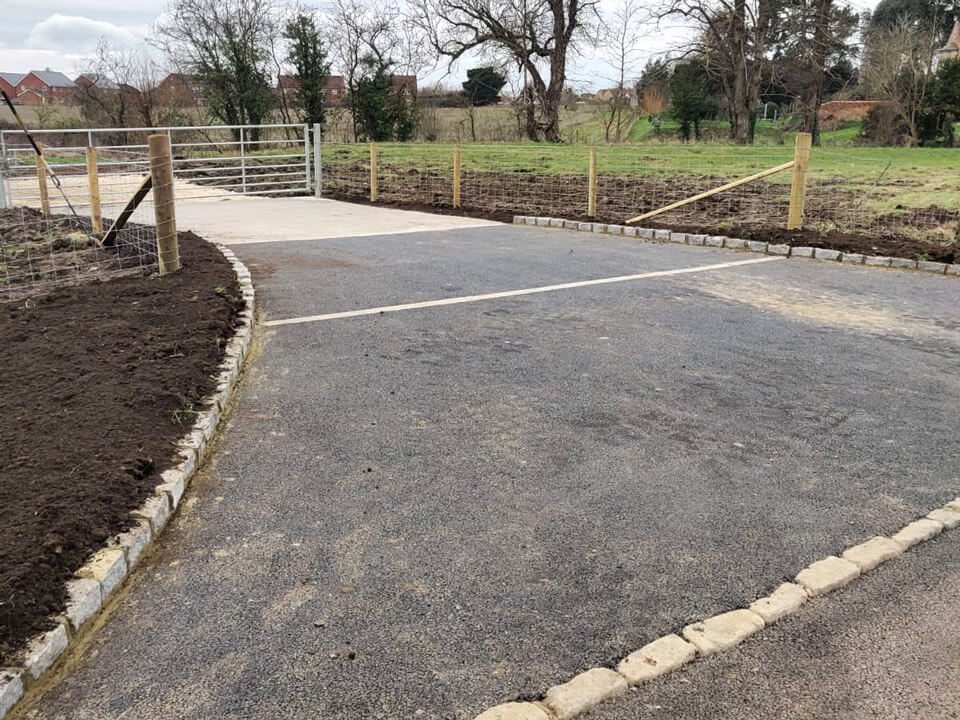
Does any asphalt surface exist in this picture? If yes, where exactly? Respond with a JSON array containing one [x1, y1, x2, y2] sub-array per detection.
[[585, 529, 960, 720], [20, 222, 960, 719]]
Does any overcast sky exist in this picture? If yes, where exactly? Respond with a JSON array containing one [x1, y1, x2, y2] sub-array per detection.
[[0, 0, 881, 91]]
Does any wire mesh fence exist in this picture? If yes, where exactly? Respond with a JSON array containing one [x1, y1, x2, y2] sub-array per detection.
[[0, 205, 157, 303], [0, 123, 311, 301], [320, 142, 959, 243]]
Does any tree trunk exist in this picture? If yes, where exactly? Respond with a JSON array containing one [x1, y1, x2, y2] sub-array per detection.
[[729, 0, 751, 144], [523, 86, 539, 141], [803, 0, 832, 145]]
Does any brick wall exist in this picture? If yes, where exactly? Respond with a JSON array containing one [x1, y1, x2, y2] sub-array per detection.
[[818, 100, 888, 122]]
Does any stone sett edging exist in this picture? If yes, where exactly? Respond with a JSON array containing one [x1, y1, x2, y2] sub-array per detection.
[[0, 244, 255, 720], [473, 497, 960, 720], [512, 216, 959, 277]]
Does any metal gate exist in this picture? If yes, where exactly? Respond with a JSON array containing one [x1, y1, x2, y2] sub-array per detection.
[[0, 123, 311, 214]]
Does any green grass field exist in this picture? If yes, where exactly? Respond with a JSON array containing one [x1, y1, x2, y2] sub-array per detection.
[[325, 140, 957, 204]]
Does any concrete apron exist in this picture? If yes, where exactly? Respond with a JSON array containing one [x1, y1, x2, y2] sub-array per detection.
[[174, 196, 501, 245]]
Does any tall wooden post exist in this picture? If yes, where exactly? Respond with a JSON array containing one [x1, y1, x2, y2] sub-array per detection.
[[452, 145, 462, 208], [787, 132, 812, 230], [86, 146, 102, 233], [369, 142, 379, 203], [587, 147, 598, 218], [148, 133, 180, 275], [36, 145, 51, 217]]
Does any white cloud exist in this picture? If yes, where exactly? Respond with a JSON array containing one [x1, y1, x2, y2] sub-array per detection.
[[26, 14, 143, 54], [0, 48, 84, 76]]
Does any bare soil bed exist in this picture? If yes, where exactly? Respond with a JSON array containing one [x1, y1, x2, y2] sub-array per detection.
[[0, 229, 242, 664], [324, 164, 958, 264]]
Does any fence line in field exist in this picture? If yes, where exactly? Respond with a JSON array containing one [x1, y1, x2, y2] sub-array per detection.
[[319, 141, 956, 242]]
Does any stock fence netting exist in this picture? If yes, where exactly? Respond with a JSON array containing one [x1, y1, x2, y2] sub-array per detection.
[[320, 143, 958, 243]]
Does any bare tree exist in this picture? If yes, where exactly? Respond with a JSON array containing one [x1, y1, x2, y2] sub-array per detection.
[[154, 0, 278, 140], [328, 0, 426, 140], [769, 0, 858, 143], [79, 41, 184, 130], [601, 0, 643, 142], [862, 17, 940, 145], [411, 0, 600, 141], [661, 0, 771, 144]]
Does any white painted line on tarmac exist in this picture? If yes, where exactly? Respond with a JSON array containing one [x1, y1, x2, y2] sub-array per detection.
[[265, 256, 783, 327]]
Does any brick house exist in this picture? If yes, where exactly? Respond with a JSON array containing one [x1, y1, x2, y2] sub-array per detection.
[[276, 74, 347, 106], [0, 72, 23, 99], [157, 73, 204, 107], [75, 74, 120, 91], [15, 70, 76, 105], [390, 74, 417, 99]]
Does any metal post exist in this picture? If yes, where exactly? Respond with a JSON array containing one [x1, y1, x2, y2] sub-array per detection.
[[0, 131, 8, 210], [148, 133, 180, 275], [303, 123, 311, 194], [239, 126, 247, 194], [313, 123, 322, 198]]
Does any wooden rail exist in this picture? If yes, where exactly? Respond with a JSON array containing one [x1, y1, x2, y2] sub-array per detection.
[[626, 161, 795, 225]]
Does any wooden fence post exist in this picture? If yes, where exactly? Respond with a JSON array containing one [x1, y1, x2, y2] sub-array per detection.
[[86, 146, 102, 233], [148, 133, 180, 275], [453, 144, 462, 208], [369, 142, 378, 203], [787, 132, 812, 230], [36, 145, 50, 217], [587, 147, 598, 218]]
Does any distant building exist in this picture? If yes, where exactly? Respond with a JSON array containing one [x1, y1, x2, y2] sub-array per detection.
[[595, 87, 637, 105], [275, 74, 415, 105], [157, 73, 204, 107], [14, 70, 76, 105], [74, 74, 121, 91], [390, 74, 417, 99], [0, 72, 23, 99], [934, 21, 960, 68], [276, 74, 347, 106]]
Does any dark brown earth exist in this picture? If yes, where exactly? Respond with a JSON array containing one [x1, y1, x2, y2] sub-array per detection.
[[324, 163, 958, 264], [0, 232, 242, 664]]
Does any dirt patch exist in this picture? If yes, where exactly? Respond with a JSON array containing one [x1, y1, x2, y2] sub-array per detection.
[[0, 231, 242, 664], [621, 220, 956, 264], [0, 207, 157, 301], [323, 163, 958, 264]]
